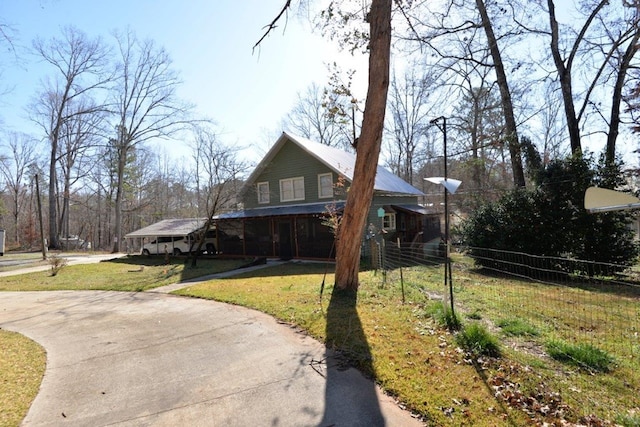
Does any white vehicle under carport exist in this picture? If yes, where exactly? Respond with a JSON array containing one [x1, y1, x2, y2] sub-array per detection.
[[125, 218, 219, 256], [141, 236, 195, 256], [141, 233, 217, 256]]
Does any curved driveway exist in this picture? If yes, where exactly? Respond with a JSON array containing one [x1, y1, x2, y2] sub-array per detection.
[[0, 289, 423, 426]]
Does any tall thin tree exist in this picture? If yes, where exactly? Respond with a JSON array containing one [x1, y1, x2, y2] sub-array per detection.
[[110, 29, 191, 252], [31, 26, 110, 249]]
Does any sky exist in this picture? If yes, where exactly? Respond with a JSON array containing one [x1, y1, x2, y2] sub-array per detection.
[[0, 0, 368, 163]]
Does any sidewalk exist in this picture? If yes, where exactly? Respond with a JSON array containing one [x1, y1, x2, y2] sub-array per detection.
[[148, 259, 287, 293]]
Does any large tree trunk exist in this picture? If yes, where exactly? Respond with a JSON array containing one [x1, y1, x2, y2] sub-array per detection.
[[334, 0, 392, 290], [549, 1, 582, 156], [476, 0, 525, 187], [606, 30, 640, 164], [548, 0, 609, 156]]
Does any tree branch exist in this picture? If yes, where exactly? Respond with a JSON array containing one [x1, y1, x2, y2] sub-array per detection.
[[253, 0, 293, 52]]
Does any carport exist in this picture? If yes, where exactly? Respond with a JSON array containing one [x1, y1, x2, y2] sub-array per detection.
[[124, 218, 208, 255]]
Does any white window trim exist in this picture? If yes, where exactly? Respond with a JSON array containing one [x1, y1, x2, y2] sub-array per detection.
[[280, 177, 305, 202], [257, 181, 270, 204], [383, 213, 396, 230], [318, 172, 333, 199]]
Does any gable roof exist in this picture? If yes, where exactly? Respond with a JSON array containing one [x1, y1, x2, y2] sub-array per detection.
[[125, 218, 207, 238], [241, 131, 424, 198]]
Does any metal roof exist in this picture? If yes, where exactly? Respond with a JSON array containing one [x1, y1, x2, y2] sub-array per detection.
[[217, 201, 345, 220], [240, 132, 424, 198], [125, 218, 207, 238], [391, 204, 433, 215]]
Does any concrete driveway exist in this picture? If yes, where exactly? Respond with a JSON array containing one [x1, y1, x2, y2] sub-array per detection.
[[0, 290, 424, 426]]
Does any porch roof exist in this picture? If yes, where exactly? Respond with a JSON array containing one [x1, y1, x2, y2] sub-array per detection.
[[216, 201, 345, 220], [391, 204, 433, 215]]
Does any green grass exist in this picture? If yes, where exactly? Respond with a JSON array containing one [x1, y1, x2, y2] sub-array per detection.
[[175, 263, 530, 426], [455, 323, 501, 357], [387, 259, 640, 423], [423, 300, 462, 330], [546, 340, 615, 373], [177, 261, 640, 426], [496, 318, 539, 337], [3, 256, 639, 426], [0, 256, 249, 292], [0, 330, 46, 427], [617, 413, 640, 427]]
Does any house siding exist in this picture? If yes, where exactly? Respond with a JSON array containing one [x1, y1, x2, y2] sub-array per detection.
[[215, 132, 437, 260], [243, 141, 343, 209], [367, 195, 422, 231]]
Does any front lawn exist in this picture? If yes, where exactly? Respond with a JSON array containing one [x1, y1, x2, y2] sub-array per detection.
[[2, 257, 638, 426], [0, 256, 249, 292], [174, 261, 640, 426]]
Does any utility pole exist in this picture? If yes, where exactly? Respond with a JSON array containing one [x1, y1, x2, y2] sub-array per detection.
[[428, 116, 456, 317]]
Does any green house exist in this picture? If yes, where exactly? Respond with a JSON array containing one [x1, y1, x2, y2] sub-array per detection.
[[215, 132, 440, 260]]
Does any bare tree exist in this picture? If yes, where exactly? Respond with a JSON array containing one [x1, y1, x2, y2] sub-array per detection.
[[386, 65, 439, 185], [191, 124, 244, 213], [547, 0, 606, 155], [188, 124, 248, 266], [31, 26, 111, 249], [281, 82, 349, 147], [0, 132, 38, 246], [542, 0, 640, 162], [57, 99, 105, 242], [322, 63, 362, 149], [395, 0, 528, 187], [451, 80, 507, 197], [474, 0, 525, 187], [538, 80, 568, 164], [109, 29, 192, 252], [603, 3, 640, 164]]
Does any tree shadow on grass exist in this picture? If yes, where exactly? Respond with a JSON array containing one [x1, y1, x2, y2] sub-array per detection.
[[319, 287, 385, 426]]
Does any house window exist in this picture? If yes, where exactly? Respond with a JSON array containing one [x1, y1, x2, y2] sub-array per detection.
[[257, 182, 270, 204], [383, 213, 396, 230], [318, 173, 333, 199], [280, 177, 305, 202]]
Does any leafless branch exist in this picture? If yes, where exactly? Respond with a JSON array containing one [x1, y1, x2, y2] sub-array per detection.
[[253, 0, 293, 52]]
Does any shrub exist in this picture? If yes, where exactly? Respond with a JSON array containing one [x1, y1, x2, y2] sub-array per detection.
[[459, 154, 639, 277], [456, 323, 501, 357], [545, 340, 614, 373], [48, 254, 68, 276]]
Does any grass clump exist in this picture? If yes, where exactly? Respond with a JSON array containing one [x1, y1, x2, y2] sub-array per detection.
[[496, 318, 539, 337], [455, 323, 501, 357], [616, 413, 640, 427], [546, 340, 614, 373], [466, 310, 482, 320], [424, 301, 461, 330]]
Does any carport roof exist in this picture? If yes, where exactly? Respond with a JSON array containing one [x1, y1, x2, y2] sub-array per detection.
[[125, 218, 207, 238]]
